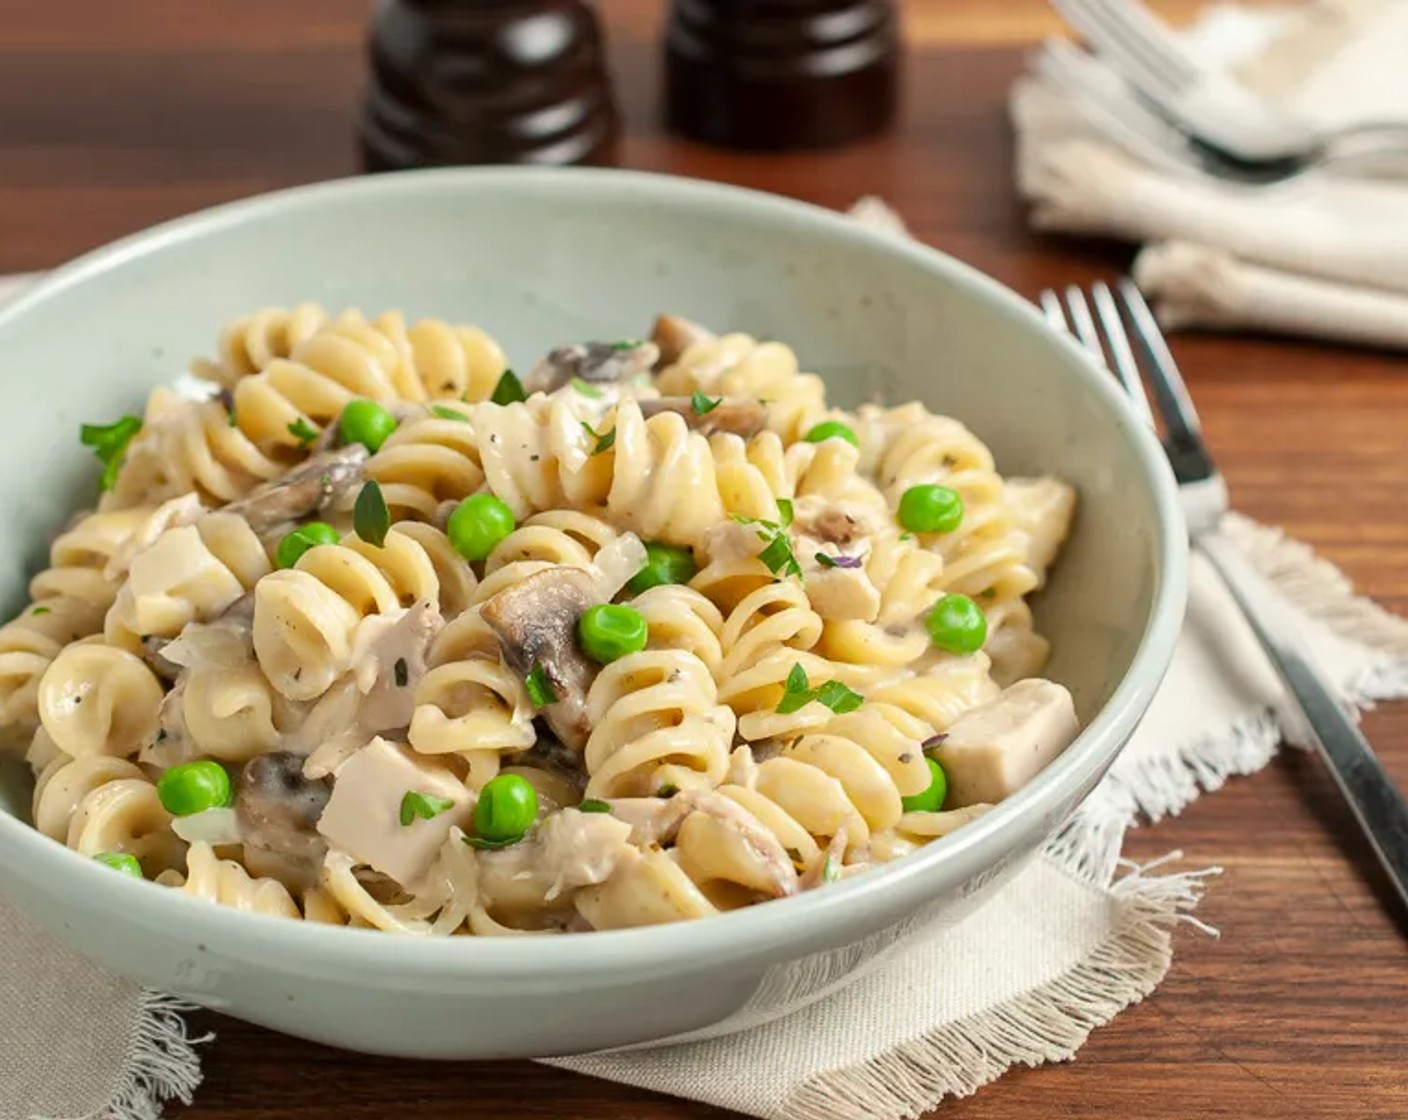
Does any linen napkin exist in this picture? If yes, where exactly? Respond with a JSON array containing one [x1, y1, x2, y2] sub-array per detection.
[[3, 261, 1407, 1120], [1013, 0, 1408, 349]]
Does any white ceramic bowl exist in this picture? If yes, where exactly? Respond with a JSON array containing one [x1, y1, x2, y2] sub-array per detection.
[[0, 169, 1185, 1058]]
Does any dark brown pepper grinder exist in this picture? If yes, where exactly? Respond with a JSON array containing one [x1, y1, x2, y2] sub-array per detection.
[[360, 0, 619, 169], [665, 0, 899, 151]]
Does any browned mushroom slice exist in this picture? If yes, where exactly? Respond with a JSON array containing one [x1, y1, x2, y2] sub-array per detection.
[[649, 313, 716, 368], [223, 444, 368, 533], [638, 396, 768, 439], [237, 750, 333, 868], [480, 566, 598, 749], [522, 340, 661, 394]]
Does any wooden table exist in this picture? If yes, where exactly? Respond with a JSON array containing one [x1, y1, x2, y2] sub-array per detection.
[[3, 1, 1406, 1116]]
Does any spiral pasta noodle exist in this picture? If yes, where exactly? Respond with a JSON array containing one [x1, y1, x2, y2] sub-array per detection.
[[0, 506, 155, 751], [18, 308, 1079, 936], [253, 528, 442, 701]]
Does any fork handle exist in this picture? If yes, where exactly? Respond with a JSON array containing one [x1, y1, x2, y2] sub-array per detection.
[[1198, 533, 1408, 911]]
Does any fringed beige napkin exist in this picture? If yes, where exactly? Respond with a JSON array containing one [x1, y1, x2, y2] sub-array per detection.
[[1014, 0, 1408, 349], [3, 251, 1407, 1119]]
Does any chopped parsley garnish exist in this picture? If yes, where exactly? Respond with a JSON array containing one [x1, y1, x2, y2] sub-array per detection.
[[690, 390, 722, 415], [430, 404, 469, 422], [899, 532, 914, 542], [490, 369, 527, 406], [731, 512, 802, 579], [822, 855, 840, 883], [609, 339, 641, 352], [353, 480, 390, 547], [581, 421, 616, 455], [657, 784, 679, 798], [228, 407, 238, 428], [816, 553, 838, 570], [393, 657, 409, 687], [80, 415, 142, 492], [570, 378, 603, 399], [979, 587, 997, 600], [578, 799, 612, 814], [31, 606, 49, 616], [287, 418, 318, 446], [524, 663, 557, 708], [815, 679, 864, 714], [816, 551, 863, 570], [776, 663, 864, 715], [758, 534, 801, 578], [399, 791, 454, 827], [776, 498, 794, 528]]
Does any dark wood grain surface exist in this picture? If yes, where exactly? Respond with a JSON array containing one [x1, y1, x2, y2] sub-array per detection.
[[3, 1, 1405, 1116]]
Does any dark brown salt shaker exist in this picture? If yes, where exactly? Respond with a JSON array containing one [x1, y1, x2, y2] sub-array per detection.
[[360, 0, 619, 169], [665, 0, 898, 151]]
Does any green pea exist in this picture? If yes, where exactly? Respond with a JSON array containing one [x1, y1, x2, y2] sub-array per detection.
[[275, 521, 340, 569], [625, 542, 698, 594], [898, 484, 964, 534], [339, 399, 398, 453], [447, 493, 516, 561], [579, 604, 649, 664], [93, 851, 144, 878], [924, 593, 988, 654], [900, 757, 948, 813], [473, 774, 538, 844], [156, 760, 232, 817], [803, 421, 859, 447]]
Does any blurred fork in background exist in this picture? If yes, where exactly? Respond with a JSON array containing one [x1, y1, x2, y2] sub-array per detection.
[[1047, 0, 1408, 176]]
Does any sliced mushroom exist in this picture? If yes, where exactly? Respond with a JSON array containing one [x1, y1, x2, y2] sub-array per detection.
[[479, 566, 598, 749], [237, 750, 333, 869], [138, 635, 184, 683], [522, 340, 660, 394], [638, 396, 768, 439], [223, 444, 368, 533], [505, 734, 587, 791], [649, 313, 716, 368]]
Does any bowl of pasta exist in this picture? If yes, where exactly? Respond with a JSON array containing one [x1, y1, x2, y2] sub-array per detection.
[[0, 168, 1184, 1057]]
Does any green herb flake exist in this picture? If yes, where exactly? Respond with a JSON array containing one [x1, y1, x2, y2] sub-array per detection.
[[815, 679, 864, 714], [430, 404, 469, 423], [776, 662, 814, 715], [609, 339, 642, 352], [776, 498, 794, 528], [490, 369, 528, 406], [578, 799, 612, 814], [899, 532, 914, 542], [353, 480, 390, 548], [816, 553, 838, 569], [394, 657, 409, 687], [399, 790, 455, 827], [822, 855, 840, 883], [287, 418, 318, 446], [228, 407, 238, 428], [80, 415, 143, 492], [570, 378, 604, 399], [979, 588, 997, 600], [524, 663, 557, 709], [657, 784, 679, 798], [31, 606, 50, 616], [580, 421, 616, 455], [690, 390, 722, 415], [758, 533, 802, 578]]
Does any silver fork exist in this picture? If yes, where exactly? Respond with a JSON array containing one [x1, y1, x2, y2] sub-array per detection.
[[1033, 38, 1384, 187], [1049, 0, 1408, 173], [1043, 280, 1408, 914]]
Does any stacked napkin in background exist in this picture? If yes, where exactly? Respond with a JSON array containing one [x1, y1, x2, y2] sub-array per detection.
[[4, 219, 1408, 1119], [1014, 0, 1408, 349]]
